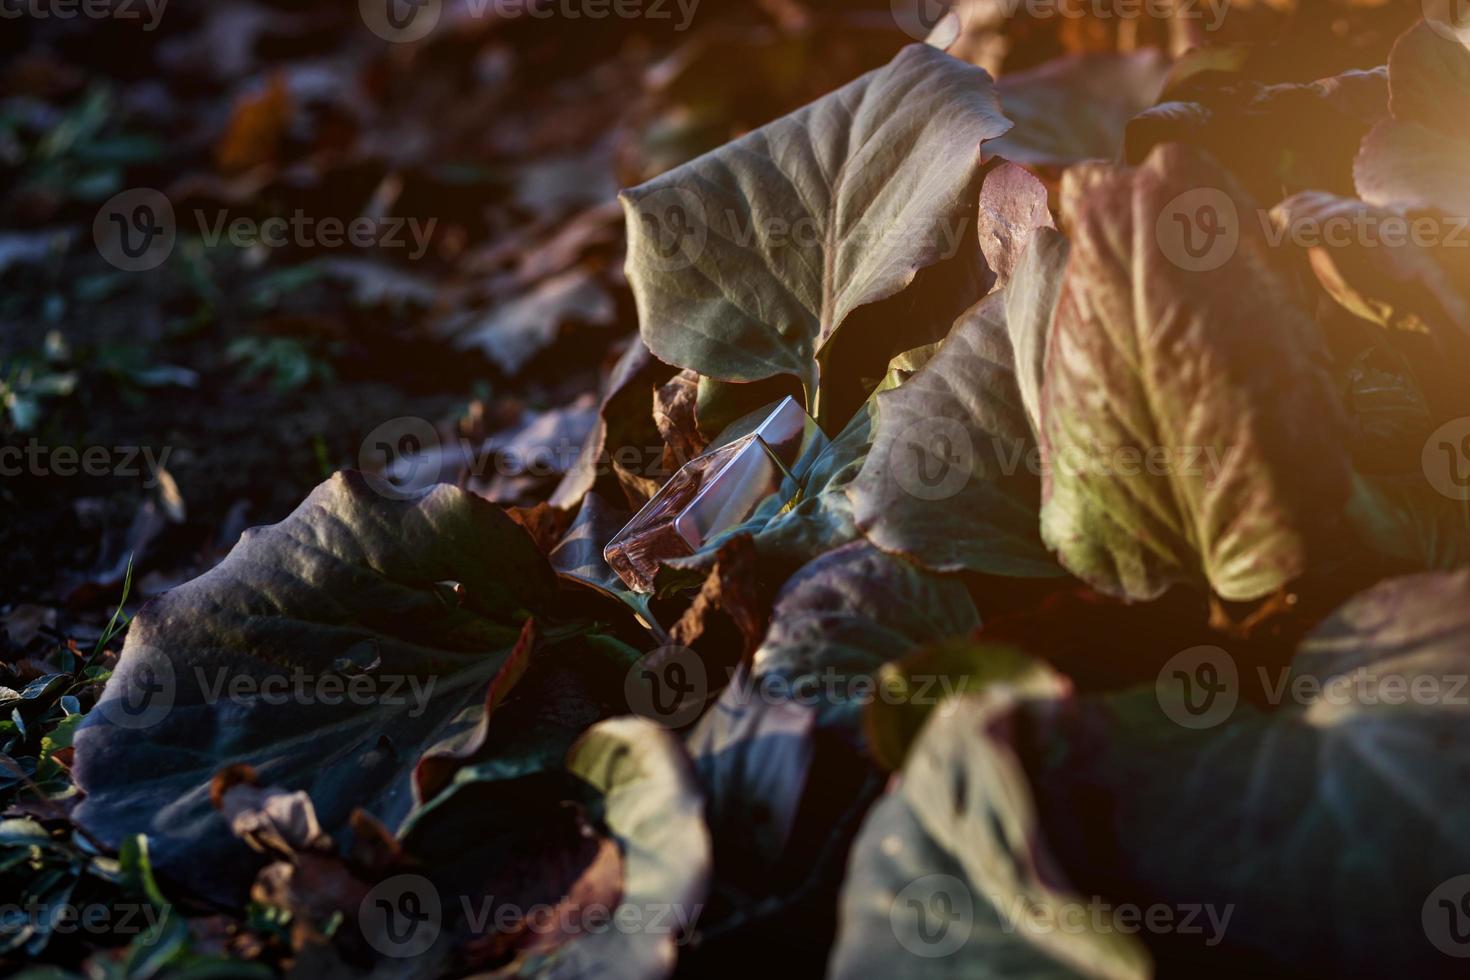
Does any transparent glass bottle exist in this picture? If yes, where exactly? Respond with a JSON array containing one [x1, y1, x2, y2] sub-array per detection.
[[604, 396, 827, 592]]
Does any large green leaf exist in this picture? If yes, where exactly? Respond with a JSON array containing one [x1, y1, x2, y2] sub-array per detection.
[[621, 43, 1011, 409], [1039, 144, 1351, 601], [832, 675, 1152, 980], [72, 472, 559, 904], [848, 290, 1059, 576], [1033, 569, 1470, 977]]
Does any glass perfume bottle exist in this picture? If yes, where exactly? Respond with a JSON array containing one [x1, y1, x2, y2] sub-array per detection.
[[605, 396, 827, 593]]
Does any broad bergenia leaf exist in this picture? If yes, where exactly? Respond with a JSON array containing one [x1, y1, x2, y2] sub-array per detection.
[[987, 51, 1171, 168], [1040, 144, 1351, 601], [1354, 20, 1470, 216], [621, 43, 1011, 407], [848, 291, 1059, 577], [72, 472, 558, 904], [831, 677, 1152, 980], [1033, 570, 1470, 978]]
